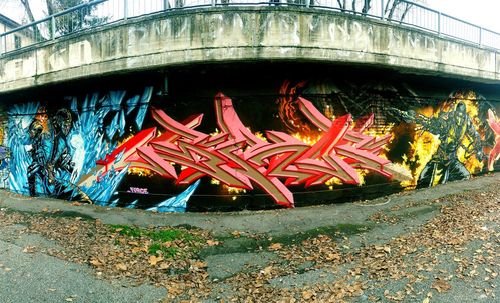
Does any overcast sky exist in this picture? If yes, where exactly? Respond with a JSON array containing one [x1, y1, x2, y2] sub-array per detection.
[[1, 0, 499, 33]]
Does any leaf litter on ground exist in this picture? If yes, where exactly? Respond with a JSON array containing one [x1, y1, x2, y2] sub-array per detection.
[[0, 177, 498, 302]]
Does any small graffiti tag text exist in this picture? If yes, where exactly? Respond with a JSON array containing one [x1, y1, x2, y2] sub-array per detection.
[[127, 187, 149, 194]]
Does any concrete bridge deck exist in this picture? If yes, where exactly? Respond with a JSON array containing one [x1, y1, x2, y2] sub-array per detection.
[[0, 7, 499, 94]]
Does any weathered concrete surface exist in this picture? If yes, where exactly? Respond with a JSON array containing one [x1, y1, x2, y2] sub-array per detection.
[[0, 238, 166, 303], [1, 7, 499, 93]]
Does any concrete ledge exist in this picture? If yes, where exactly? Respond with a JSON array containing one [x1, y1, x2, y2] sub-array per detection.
[[1, 7, 499, 93]]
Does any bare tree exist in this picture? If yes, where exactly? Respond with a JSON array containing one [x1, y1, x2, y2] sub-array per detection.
[[18, 0, 106, 39], [385, 0, 425, 22], [18, 0, 43, 40], [361, 0, 371, 14], [332, 0, 424, 20], [336, 0, 347, 10]]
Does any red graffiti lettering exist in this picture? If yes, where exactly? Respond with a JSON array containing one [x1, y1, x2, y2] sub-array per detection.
[[96, 93, 411, 208]]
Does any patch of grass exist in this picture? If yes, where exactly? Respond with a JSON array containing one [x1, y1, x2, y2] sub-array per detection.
[[109, 224, 204, 257], [110, 225, 143, 237], [148, 243, 178, 257], [149, 229, 185, 242]]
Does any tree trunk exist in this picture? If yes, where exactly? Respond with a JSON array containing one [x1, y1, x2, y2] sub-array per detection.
[[362, 0, 371, 14], [19, 0, 43, 41], [399, 3, 412, 23], [388, 0, 400, 20], [384, 0, 394, 16], [45, 0, 55, 15]]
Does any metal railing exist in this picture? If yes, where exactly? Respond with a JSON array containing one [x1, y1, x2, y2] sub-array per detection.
[[1, 0, 500, 55]]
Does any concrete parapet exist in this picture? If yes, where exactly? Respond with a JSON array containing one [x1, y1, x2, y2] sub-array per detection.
[[0, 7, 499, 93]]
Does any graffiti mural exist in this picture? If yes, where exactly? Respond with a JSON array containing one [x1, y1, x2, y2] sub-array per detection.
[[391, 99, 484, 188], [94, 93, 410, 208], [389, 92, 499, 189], [487, 109, 500, 171], [3, 77, 500, 212]]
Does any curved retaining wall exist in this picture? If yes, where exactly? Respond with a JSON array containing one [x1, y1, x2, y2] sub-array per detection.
[[0, 69, 499, 212], [1, 7, 500, 212], [1, 7, 500, 94]]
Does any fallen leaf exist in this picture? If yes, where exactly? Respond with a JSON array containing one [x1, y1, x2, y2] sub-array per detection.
[[302, 290, 315, 300], [191, 261, 207, 269], [431, 279, 451, 293], [326, 252, 341, 261], [260, 266, 273, 275], [149, 255, 163, 266], [89, 259, 102, 267], [206, 240, 220, 246], [115, 263, 127, 271], [166, 282, 184, 296], [132, 247, 145, 253], [22, 246, 36, 253], [269, 243, 283, 251]]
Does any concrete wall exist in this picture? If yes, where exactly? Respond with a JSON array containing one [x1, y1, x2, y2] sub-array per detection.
[[0, 7, 499, 93], [2, 76, 500, 211]]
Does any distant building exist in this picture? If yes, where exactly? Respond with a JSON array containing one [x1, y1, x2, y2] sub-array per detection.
[[0, 13, 33, 53]]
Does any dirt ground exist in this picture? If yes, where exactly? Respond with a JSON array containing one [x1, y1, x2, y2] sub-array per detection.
[[0, 173, 498, 302]]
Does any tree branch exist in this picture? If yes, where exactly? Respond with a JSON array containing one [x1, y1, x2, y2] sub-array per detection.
[[19, 0, 43, 40]]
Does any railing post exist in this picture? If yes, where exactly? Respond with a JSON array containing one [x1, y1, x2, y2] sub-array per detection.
[[479, 27, 482, 46], [437, 12, 441, 35], [0, 35, 5, 55], [51, 16, 56, 40], [380, 0, 384, 20], [123, 0, 128, 20], [164, 0, 169, 10], [211, 0, 216, 7], [306, 0, 310, 8]]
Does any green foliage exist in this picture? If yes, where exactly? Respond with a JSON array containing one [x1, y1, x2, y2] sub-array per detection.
[[110, 225, 143, 238], [148, 229, 184, 242], [148, 243, 178, 258], [109, 224, 203, 258], [49, 0, 108, 36]]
